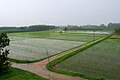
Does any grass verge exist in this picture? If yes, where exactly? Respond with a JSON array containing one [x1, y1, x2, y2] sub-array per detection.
[[0, 67, 47, 80]]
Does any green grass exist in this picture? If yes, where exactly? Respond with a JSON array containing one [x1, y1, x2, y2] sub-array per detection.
[[8, 31, 53, 38], [47, 32, 106, 42], [8, 31, 107, 42], [57, 39, 120, 80], [0, 67, 47, 80], [110, 35, 120, 39]]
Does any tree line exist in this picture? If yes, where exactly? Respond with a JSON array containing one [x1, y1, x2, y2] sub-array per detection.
[[0, 25, 56, 33], [61, 23, 120, 31], [0, 23, 120, 33]]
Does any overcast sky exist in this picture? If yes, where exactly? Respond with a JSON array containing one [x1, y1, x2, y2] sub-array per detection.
[[0, 0, 120, 27]]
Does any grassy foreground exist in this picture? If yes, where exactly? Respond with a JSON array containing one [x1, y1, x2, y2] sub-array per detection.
[[0, 67, 47, 80]]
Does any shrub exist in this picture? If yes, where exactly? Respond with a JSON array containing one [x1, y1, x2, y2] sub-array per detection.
[[115, 28, 120, 34]]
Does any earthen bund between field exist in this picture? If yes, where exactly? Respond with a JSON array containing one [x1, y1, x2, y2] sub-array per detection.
[[12, 34, 112, 80]]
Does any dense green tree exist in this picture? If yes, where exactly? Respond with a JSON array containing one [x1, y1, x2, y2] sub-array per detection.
[[29, 25, 55, 31], [115, 28, 120, 34], [108, 23, 120, 28], [64, 27, 68, 32], [0, 33, 10, 73]]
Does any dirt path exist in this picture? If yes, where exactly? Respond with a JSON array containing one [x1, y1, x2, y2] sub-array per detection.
[[12, 47, 87, 80]]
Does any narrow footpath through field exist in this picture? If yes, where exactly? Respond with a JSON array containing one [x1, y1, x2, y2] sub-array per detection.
[[12, 46, 87, 80]]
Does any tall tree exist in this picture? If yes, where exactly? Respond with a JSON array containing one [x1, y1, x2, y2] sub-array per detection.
[[0, 33, 10, 73]]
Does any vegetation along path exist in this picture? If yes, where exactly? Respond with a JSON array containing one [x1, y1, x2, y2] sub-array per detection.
[[11, 35, 112, 80]]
